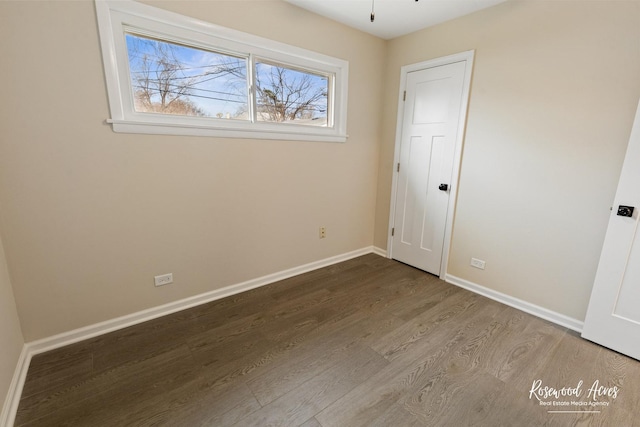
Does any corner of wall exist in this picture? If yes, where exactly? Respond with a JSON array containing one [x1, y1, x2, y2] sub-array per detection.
[[0, 346, 29, 427], [0, 231, 26, 427]]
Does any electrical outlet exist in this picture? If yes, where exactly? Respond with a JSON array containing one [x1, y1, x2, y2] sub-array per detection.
[[154, 273, 173, 287], [319, 226, 326, 239], [470, 258, 486, 270]]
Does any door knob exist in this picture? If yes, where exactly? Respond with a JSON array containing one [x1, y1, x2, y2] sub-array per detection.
[[438, 184, 449, 191], [617, 205, 635, 217]]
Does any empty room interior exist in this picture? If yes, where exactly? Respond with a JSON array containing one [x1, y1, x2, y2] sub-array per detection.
[[1, 0, 640, 425]]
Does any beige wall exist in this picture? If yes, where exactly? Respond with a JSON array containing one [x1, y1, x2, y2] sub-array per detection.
[[375, 1, 640, 320], [0, 0, 385, 341], [0, 231, 24, 413]]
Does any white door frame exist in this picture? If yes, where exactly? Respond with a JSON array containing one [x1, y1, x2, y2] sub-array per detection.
[[386, 50, 475, 279]]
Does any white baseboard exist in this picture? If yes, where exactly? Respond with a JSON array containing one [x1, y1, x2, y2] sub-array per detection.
[[27, 246, 379, 356], [0, 246, 381, 427], [445, 274, 584, 333], [1, 345, 29, 427], [372, 246, 387, 257]]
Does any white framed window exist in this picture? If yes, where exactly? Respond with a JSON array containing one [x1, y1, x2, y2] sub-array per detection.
[[95, 0, 349, 142]]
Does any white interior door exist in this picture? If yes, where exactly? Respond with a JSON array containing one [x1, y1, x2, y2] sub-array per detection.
[[582, 99, 640, 361], [391, 61, 467, 275]]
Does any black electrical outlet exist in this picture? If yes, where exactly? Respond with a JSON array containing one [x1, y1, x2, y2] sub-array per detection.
[[617, 205, 635, 217]]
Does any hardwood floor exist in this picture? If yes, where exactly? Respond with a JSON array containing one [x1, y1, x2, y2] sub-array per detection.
[[15, 254, 640, 426]]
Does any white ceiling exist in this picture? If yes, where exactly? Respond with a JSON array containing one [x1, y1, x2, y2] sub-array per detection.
[[285, 0, 507, 40]]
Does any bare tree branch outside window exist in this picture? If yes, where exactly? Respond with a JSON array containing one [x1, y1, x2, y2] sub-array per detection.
[[125, 34, 330, 127], [255, 62, 328, 126], [125, 33, 247, 119]]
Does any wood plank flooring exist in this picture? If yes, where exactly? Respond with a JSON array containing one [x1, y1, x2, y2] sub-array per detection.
[[15, 254, 640, 426]]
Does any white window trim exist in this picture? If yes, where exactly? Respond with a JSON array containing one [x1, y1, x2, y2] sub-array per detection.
[[95, 0, 349, 142]]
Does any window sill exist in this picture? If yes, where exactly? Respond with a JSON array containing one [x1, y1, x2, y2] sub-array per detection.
[[105, 119, 348, 143]]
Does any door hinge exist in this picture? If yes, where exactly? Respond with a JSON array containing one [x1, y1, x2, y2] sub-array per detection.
[[397, 163, 400, 172], [391, 227, 395, 236], [403, 91, 406, 101]]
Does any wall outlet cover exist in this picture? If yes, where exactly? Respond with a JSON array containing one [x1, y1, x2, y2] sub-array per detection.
[[470, 258, 486, 270], [154, 273, 173, 287]]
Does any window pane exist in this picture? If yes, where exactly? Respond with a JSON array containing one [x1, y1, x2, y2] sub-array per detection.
[[255, 62, 328, 126], [125, 33, 248, 119]]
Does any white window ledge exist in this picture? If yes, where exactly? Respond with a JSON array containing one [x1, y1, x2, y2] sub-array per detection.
[[105, 119, 348, 142]]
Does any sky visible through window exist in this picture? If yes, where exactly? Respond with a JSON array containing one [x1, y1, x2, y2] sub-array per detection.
[[125, 33, 329, 125], [126, 33, 248, 119]]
